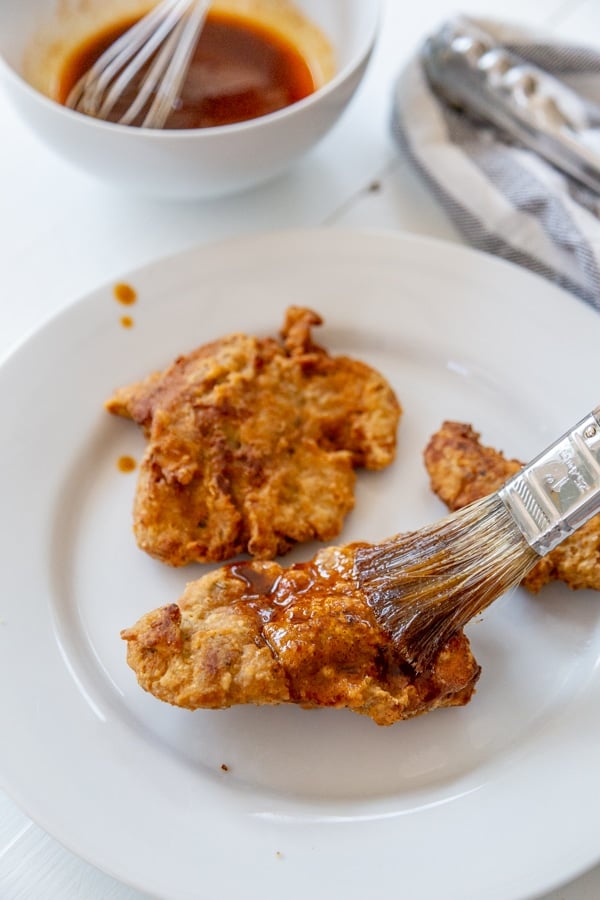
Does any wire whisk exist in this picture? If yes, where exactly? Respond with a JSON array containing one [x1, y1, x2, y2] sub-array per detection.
[[65, 0, 210, 129]]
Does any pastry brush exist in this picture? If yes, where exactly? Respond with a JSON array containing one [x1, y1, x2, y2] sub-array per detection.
[[354, 407, 600, 673]]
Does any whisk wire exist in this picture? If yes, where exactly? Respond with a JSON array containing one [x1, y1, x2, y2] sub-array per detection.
[[66, 0, 182, 113], [139, 1, 209, 128], [94, 1, 192, 120], [66, 0, 209, 128], [117, 17, 189, 125]]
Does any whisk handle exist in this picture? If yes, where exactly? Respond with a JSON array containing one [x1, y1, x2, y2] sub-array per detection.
[[499, 407, 600, 556]]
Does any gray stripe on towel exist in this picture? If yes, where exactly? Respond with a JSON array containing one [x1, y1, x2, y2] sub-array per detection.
[[391, 102, 600, 311], [505, 43, 600, 75], [440, 103, 600, 302]]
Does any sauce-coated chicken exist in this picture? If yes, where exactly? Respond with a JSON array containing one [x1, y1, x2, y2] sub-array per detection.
[[121, 544, 481, 725]]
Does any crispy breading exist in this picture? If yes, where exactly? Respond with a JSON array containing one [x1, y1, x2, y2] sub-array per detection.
[[106, 307, 401, 566], [121, 544, 481, 725], [424, 421, 600, 593]]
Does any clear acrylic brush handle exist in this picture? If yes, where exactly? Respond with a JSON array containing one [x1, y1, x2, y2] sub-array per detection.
[[499, 408, 600, 555]]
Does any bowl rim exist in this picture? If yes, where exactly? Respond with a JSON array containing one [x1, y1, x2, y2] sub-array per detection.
[[0, 0, 383, 140]]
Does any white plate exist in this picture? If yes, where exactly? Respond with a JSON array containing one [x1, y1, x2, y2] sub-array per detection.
[[2, 229, 600, 900]]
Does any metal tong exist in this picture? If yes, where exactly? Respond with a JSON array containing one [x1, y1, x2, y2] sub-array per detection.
[[421, 16, 600, 194]]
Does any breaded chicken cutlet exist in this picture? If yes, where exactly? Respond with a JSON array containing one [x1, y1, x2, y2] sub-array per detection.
[[424, 420, 600, 593], [121, 544, 481, 726], [106, 307, 401, 566]]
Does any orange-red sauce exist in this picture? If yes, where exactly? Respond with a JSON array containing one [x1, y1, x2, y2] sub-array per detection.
[[113, 282, 137, 305], [117, 454, 137, 473], [58, 10, 317, 129], [120, 315, 134, 328]]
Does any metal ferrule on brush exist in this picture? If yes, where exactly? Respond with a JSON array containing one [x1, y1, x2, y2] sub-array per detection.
[[499, 408, 600, 556]]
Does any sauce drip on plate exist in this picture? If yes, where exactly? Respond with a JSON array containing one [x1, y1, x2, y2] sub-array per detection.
[[117, 455, 137, 473], [113, 282, 137, 305], [58, 10, 317, 129]]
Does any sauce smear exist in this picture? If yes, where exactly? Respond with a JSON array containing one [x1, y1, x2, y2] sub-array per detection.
[[58, 10, 317, 129]]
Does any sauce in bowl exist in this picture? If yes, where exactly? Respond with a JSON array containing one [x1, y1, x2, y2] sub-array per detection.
[[57, 9, 321, 129]]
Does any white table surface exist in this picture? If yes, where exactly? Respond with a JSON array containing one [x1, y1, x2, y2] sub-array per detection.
[[2, 1, 600, 897]]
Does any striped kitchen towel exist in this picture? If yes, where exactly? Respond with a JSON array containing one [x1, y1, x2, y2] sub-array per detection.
[[392, 18, 600, 310]]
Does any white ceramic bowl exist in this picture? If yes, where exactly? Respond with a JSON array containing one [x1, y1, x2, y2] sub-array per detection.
[[0, 0, 381, 199]]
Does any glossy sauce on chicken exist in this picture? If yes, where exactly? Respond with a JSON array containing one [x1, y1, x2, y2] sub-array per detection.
[[121, 543, 482, 725], [228, 551, 413, 707]]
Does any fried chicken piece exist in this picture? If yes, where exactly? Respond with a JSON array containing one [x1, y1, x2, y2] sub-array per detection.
[[424, 421, 600, 593], [106, 307, 401, 566], [121, 544, 481, 726], [424, 421, 523, 510]]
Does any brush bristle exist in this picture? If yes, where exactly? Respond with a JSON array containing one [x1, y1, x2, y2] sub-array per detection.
[[354, 494, 540, 673]]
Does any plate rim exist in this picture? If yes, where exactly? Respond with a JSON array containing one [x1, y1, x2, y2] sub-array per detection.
[[1, 227, 600, 900]]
